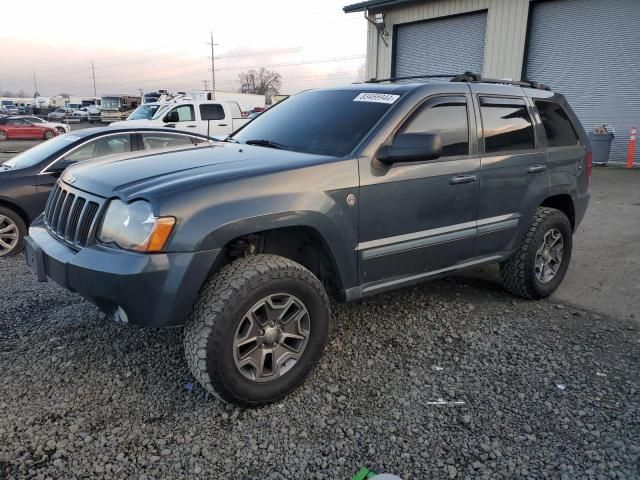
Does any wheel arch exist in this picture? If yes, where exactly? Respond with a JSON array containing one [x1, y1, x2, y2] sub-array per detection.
[[214, 225, 347, 299], [540, 194, 575, 231], [0, 198, 30, 226]]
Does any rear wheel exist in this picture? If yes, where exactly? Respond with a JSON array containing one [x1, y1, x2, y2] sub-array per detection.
[[500, 207, 572, 299], [184, 254, 331, 406], [0, 207, 26, 257], [0, 130, 7, 141]]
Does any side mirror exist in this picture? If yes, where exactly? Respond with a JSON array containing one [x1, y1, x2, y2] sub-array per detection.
[[165, 111, 180, 123], [377, 133, 442, 164]]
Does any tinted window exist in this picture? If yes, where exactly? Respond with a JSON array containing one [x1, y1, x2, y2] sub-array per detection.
[[480, 97, 534, 153], [140, 133, 205, 150], [398, 96, 469, 157], [233, 90, 400, 157], [63, 134, 132, 163], [535, 101, 581, 148], [199, 104, 225, 121]]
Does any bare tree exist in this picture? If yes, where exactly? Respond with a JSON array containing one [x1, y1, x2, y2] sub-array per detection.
[[1, 89, 28, 97], [238, 68, 282, 103]]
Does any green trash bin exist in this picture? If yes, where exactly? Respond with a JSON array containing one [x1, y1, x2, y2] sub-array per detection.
[[588, 131, 614, 166]]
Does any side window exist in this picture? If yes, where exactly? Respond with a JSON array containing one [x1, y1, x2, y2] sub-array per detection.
[[8, 119, 26, 126], [199, 104, 225, 121], [63, 134, 132, 163], [167, 105, 195, 122], [480, 97, 535, 153], [398, 96, 469, 157], [140, 133, 204, 150], [535, 101, 581, 148]]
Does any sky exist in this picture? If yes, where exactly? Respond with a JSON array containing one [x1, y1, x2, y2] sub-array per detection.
[[0, 0, 367, 98]]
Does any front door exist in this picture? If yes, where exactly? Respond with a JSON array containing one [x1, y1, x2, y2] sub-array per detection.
[[470, 85, 550, 256], [358, 94, 479, 285]]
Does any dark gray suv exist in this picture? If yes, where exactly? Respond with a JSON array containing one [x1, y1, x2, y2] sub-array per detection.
[[25, 76, 591, 405]]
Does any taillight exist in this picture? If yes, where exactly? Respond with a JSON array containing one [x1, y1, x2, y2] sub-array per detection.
[[586, 151, 593, 180]]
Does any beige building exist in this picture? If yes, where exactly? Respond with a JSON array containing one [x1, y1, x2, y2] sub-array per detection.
[[343, 0, 640, 163]]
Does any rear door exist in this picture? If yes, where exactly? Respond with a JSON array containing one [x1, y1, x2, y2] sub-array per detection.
[[471, 84, 549, 256], [358, 92, 480, 284]]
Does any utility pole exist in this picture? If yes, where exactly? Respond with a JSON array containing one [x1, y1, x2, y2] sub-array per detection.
[[91, 61, 97, 97], [207, 31, 218, 99], [32, 73, 39, 95], [202, 80, 210, 91]]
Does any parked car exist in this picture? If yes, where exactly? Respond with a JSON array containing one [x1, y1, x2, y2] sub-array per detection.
[[7, 115, 70, 134], [24, 77, 591, 406], [247, 111, 261, 120], [72, 108, 89, 122], [0, 117, 59, 141], [0, 127, 211, 257], [87, 105, 101, 123], [47, 108, 75, 121], [110, 99, 248, 136], [4, 105, 19, 115]]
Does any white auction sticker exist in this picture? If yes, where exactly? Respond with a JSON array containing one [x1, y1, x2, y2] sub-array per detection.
[[353, 92, 400, 104]]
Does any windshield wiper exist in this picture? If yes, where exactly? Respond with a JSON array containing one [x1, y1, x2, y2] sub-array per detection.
[[244, 139, 289, 150]]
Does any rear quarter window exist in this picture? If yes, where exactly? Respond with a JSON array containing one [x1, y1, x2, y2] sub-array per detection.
[[535, 100, 582, 148]]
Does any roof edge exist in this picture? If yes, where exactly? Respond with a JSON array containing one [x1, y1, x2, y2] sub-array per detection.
[[343, 0, 415, 13]]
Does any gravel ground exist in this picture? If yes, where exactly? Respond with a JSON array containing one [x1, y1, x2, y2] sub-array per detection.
[[0, 255, 638, 479]]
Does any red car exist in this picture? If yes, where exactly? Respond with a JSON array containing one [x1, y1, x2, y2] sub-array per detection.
[[0, 117, 59, 141]]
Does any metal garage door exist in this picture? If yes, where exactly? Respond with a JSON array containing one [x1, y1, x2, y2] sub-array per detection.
[[526, 0, 640, 163], [393, 11, 487, 78]]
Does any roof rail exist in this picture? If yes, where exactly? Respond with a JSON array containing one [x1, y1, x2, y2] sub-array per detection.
[[366, 71, 551, 90]]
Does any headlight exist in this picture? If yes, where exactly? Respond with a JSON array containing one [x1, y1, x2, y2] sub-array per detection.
[[97, 199, 175, 252]]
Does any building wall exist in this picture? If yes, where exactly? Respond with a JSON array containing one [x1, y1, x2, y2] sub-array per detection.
[[365, 0, 530, 81]]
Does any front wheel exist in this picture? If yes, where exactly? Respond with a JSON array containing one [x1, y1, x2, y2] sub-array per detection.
[[43, 130, 55, 140], [184, 254, 331, 406], [500, 207, 573, 299], [0, 207, 26, 257]]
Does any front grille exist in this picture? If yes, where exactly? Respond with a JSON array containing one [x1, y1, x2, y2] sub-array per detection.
[[44, 182, 104, 248]]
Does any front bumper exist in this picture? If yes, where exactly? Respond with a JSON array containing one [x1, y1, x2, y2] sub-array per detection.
[[25, 222, 220, 327]]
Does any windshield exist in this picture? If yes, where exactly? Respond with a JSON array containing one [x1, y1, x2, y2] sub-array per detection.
[[3, 135, 78, 169], [151, 104, 171, 120], [128, 104, 161, 120], [101, 97, 120, 110], [232, 90, 400, 157]]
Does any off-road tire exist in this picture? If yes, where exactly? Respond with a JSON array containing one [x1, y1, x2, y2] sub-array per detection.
[[500, 207, 572, 299], [184, 254, 331, 406], [0, 206, 27, 257]]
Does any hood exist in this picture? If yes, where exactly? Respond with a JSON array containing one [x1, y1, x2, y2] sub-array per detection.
[[62, 142, 336, 200]]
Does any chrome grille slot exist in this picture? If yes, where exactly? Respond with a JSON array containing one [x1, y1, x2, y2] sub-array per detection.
[[44, 181, 104, 248]]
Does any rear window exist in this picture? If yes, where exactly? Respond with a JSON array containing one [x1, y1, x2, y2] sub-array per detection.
[[232, 90, 400, 157], [535, 100, 582, 148], [480, 97, 535, 153], [199, 104, 225, 121]]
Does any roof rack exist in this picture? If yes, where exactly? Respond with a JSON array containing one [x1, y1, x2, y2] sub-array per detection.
[[366, 71, 551, 90]]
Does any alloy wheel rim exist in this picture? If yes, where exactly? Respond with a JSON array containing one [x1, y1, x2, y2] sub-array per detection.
[[233, 293, 311, 383], [534, 228, 563, 283], [0, 215, 19, 256]]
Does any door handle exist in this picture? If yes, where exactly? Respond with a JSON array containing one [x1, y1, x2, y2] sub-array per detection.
[[218, 123, 228, 127], [450, 174, 477, 185], [163, 124, 176, 128], [528, 164, 547, 173], [186, 125, 197, 128]]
